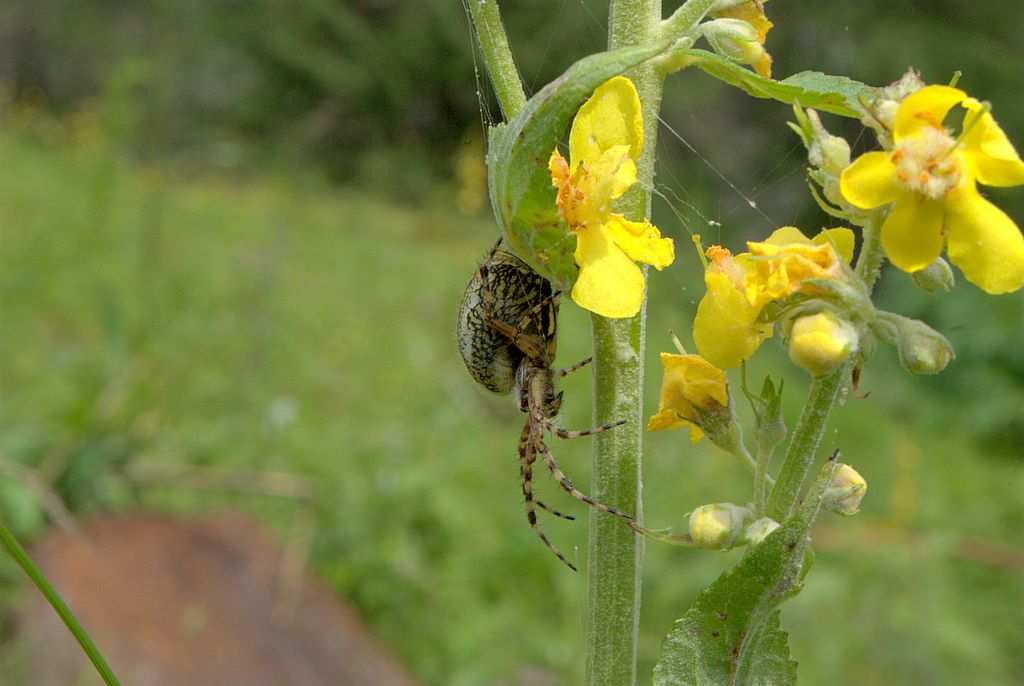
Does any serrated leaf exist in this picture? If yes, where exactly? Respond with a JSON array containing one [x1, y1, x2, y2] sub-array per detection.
[[680, 49, 874, 118], [653, 460, 838, 686], [487, 42, 669, 289]]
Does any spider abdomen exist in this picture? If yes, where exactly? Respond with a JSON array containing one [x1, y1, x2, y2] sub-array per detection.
[[457, 248, 556, 394]]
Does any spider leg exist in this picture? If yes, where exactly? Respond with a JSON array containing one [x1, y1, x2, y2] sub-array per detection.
[[534, 434, 635, 522], [555, 356, 593, 377], [538, 415, 627, 439], [535, 500, 575, 520], [520, 422, 578, 571]]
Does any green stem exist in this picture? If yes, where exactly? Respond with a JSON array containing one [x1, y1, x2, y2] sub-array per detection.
[[753, 440, 772, 517], [0, 520, 121, 686], [586, 3, 663, 686], [658, 0, 717, 42], [465, 0, 527, 118], [764, 366, 849, 521], [588, 314, 646, 686], [855, 213, 885, 291]]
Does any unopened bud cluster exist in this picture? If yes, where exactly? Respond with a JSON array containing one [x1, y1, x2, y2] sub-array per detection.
[[689, 503, 753, 550], [689, 504, 782, 550]]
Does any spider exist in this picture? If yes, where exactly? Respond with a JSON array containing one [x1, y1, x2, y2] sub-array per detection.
[[457, 238, 634, 570]]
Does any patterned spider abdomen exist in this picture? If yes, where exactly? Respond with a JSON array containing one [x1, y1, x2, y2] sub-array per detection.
[[457, 247, 557, 394]]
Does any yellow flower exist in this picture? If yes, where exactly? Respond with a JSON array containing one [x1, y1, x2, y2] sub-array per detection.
[[693, 245, 773, 369], [549, 77, 675, 318], [647, 352, 728, 444], [744, 226, 853, 308], [712, 0, 773, 78], [692, 227, 853, 368], [840, 85, 1024, 294]]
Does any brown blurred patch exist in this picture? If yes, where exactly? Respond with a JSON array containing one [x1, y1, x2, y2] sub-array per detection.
[[16, 512, 421, 686]]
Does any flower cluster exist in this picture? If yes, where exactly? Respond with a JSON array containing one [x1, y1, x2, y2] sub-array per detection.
[[693, 227, 855, 369]]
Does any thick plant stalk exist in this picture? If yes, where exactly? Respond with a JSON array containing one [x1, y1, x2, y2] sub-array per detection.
[[586, 2, 663, 685]]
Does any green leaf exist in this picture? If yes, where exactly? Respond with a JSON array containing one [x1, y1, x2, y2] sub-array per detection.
[[487, 42, 669, 289], [652, 459, 838, 686], [679, 49, 874, 118]]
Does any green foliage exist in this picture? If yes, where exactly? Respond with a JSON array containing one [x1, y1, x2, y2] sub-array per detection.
[[2, 123, 1022, 685]]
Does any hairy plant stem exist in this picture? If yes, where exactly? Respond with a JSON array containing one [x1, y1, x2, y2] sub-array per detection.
[[765, 215, 888, 521], [0, 520, 121, 686], [753, 440, 773, 517], [465, 0, 527, 118], [584, 3, 663, 686]]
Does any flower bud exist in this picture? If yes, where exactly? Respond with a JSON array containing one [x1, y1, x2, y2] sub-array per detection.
[[788, 312, 859, 377], [689, 502, 754, 550], [702, 18, 766, 67], [823, 463, 867, 515], [804, 110, 851, 178], [895, 320, 954, 375], [742, 517, 780, 546], [911, 257, 955, 293]]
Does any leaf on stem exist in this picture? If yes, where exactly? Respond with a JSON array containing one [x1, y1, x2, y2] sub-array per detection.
[[652, 458, 839, 686], [676, 48, 874, 118]]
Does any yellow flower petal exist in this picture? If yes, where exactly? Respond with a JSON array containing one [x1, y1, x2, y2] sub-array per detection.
[[744, 241, 843, 307], [761, 226, 855, 264], [840, 151, 901, 209], [893, 85, 966, 141], [694, 271, 772, 369], [879, 195, 945, 272], [647, 352, 728, 443], [588, 145, 638, 206], [762, 226, 809, 246], [569, 77, 643, 167], [571, 223, 645, 317], [604, 215, 675, 269], [960, 99, 1024, 187], [812, 228, 856, 264], [944, 182, 1024, 293]]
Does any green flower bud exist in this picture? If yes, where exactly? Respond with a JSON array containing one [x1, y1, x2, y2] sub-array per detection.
[[824, 463, 867, 515], [911, 257, 955, 293], [742, 517, 780, 545], [897, 321, 954, 375], [804, 109, 851, 178], [788, 311, 859, 377], [702, 18, 765, 67], [689, 502, 754, 550]]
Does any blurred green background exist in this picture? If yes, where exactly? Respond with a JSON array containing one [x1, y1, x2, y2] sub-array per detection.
[[1, 1, 1022, 685]]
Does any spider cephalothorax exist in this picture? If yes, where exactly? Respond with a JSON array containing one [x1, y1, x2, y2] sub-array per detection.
[[457, 239, 633, 570]]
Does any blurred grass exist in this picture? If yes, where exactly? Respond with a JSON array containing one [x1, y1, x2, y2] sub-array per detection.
[[1, 112, 1022, 686]]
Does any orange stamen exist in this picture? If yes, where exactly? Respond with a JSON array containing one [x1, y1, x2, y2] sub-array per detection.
[[914, 110, 944, 131]]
